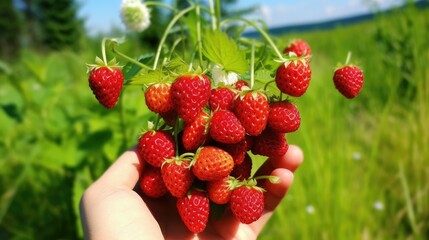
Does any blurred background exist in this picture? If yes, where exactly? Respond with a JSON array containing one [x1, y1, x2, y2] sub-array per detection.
[[0, 0, 428, 239]]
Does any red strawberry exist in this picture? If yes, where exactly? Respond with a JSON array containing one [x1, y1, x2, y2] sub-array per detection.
[[268, 100, 301, 133], [192, 146, 234, 181], [233, 91, 269, 136], [137, 130, 176, 167], [231, 153, 252, 180], [283, 39, 312, 57], [160, 109, 178, 126], [171, 74, 211, 123], [88, 66, 124, 109], [145, 83, 174, 114], [209, 87, 236, 111], [235, 80, 249, 91], [177, 190, 210, 233], [333, 65, 364, 99], [161, 158, 194, 198], [230, 184, 265, 224], [251, 128, 288, 158], [182, 111, 210, 151], [140, 165, 167, 198], [275, 57, 311, 97], [207, 176, 238, 204], [210, 109, 245, 144], [217, 138, 250, 165]]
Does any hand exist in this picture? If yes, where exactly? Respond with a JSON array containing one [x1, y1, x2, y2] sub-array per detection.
[[79, 145, 303, 240]]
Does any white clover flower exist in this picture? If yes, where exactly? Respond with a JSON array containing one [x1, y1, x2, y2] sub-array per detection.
[[120, 0, 151, 32], [373, 201, 384, 211], [352, 151, 362, 161], [211, 64, 239, 86], [306, 205, 315, 215]]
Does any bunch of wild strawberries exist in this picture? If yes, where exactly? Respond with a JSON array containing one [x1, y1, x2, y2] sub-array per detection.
[[87, 37, 364, 233], [87, 9, 363, 234]]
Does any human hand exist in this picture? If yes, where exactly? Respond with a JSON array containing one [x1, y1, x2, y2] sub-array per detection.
[[79, 145, 303, 240]]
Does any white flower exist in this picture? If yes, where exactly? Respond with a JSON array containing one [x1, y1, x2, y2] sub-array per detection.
[[352, 151, 362, 161], [211, 64, 239, 86], [120, 0, 151, 32], [306, 205, 315, 214], [373, 201, 384, 211]]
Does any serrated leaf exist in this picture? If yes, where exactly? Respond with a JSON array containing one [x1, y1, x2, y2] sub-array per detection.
[[254, 69, 273, 82], [203, 30, 247, 74], [123, 54, 154, 80], [130, 69, 166, 85]]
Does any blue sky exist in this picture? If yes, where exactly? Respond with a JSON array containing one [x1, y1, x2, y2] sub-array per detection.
[[77, 0, 402, 35]]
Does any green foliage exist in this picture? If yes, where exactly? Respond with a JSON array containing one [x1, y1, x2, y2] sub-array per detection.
[[202, 29, 247, 73], [0, 3, 428, 240], [0, 0, 22, 61]]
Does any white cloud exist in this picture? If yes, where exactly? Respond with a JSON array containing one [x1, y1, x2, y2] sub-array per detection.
[[324, 6, 336, 16]]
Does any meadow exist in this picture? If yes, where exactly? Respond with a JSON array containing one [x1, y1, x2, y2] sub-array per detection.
[[0, 4, 428, 239]]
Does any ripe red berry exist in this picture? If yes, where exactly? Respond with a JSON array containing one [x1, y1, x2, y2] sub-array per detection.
[[140, 165, 167, 198], [161, 159, 194, 198], [207, 176, 236, 204], [137, 130, 176, 167], [192, 146, 234, 181], [233, 91, 269, 136], [275, 60, 311, 97], [251, 128, 288, 158], [283, 39, 312, 57], [210, 109, 245, 144], [234, 80, 249, 91], [217, 138, 250, 165], [177, 190, 210, 233], [209, 87, 236, 111], [88, 67, 124, 109], [182, 111, 210, 151], [268, 100, 301, 133], [231, 153, 252, 180], [333, 65, 364, 99], [171, 74, 211, 123], [145, 83, 174, 114], [230, 185, 264, 224]]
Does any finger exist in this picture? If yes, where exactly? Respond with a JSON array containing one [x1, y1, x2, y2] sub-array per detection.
[[263, 168, 294, 211], [249, 168, 294, 235], [97, 148, 145, 189], [255, 144, 303, 176]]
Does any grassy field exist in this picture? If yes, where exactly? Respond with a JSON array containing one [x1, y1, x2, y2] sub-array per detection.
[[0, 4, 428, 240]]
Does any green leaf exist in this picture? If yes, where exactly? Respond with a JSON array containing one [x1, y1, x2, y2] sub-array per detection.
[[254, 69, 273, 83], [203, 30, 247, 74]]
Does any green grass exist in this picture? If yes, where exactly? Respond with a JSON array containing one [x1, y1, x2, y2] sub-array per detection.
[[0, 5, 428, 240], [259, 5, 429, 240]]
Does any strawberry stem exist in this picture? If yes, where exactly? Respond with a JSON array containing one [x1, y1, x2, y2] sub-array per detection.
[[250, 42, 255, 90], [221, 18, 284, 61], [208, 0, 217, 30], [263, 80, 275, 91], [196, 2, 204, 66], [101, 38, 108, 64], [153, 5, 196, 70], [215, 0, 221, 30], [110, 44, 152, 71], [254, 175, 280, 184], [345, 51, 352, 65], [145, 1, 175, 12]]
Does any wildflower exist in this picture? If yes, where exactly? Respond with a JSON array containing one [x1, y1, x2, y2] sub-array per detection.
[[306, 205, 315, 214], [211, 64, 239, 86], [120, 0, 151, 32], [352, 151, 362, 161], [373, 201, 384, 211]]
